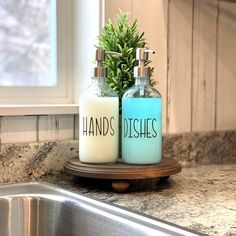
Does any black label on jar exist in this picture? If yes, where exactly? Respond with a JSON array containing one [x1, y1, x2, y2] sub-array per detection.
[[82, 116, 115, 136]]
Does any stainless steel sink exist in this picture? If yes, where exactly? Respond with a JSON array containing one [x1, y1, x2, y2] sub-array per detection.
[[0, 182, 200, 236]]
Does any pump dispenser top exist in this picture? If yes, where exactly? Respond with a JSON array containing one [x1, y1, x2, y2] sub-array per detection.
[[134, 48, 155, 78], [93, 48, 121, 78]]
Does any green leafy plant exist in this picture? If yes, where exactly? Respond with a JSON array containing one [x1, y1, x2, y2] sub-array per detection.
[[98, 12, 155, 101]]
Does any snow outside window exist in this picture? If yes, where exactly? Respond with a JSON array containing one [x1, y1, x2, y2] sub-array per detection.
[[0, 0, 56, 87]]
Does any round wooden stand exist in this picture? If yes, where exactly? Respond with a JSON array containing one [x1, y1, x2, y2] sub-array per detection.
[[64, 158, 182, 192]]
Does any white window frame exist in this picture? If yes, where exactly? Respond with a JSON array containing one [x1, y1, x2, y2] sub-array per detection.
[[0, 0, 104, 115]]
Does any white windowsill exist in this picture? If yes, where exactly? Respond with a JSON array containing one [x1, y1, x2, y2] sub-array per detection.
[[0, 104, 79, 116]]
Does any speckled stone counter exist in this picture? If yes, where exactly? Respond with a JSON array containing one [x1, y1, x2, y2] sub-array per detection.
[[36, 164, 235, 236], [0, 130, 236, 236]]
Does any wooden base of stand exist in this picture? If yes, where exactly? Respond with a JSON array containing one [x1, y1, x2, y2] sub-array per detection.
[[64, 158, 182, 192]]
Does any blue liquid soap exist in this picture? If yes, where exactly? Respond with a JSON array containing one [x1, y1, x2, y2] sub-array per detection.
[[122, 48, 162, 164], [122, 98, 162, 164]]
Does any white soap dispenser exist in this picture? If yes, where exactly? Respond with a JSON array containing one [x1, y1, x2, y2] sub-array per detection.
[[79, 49, 119, 164]]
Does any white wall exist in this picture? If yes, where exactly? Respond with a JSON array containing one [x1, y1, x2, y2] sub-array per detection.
[[0, 115, 79, 144], [105, 0, 236, 134]]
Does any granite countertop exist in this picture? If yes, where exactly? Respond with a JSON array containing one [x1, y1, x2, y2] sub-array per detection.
[[0, 131, 236, 236], [39, 164, 236, 236]]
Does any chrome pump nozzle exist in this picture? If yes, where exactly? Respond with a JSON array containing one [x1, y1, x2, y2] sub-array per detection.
[[93, 49, 121, 78], [134, 48, 155, 78]]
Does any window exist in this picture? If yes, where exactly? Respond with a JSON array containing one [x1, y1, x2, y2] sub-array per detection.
[[0, 0, 103, 108], [0, 0, 56, 87]]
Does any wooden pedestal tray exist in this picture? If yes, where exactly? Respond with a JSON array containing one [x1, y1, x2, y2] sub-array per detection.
[[64, 158, 182, 192]]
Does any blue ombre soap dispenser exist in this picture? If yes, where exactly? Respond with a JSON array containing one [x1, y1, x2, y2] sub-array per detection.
[[122, 48, 162, 164]]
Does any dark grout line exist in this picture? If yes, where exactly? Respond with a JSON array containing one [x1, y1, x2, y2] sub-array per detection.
[[190, 0, 195, 133], [73, 114, 76, 140], [215, 0, 220, 131], [36, 116, 39, 142], [166, 0, 171, 135]]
